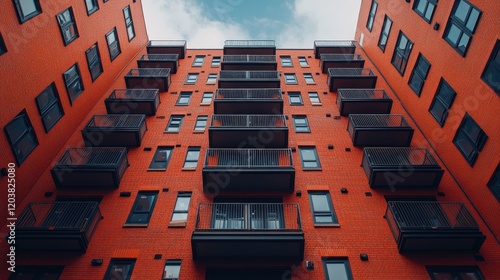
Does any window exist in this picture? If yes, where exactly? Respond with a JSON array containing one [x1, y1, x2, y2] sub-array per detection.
[[35, 83, 64, 132], [176, 92, 192, 106], [288, 92, 303, 105], [284, 73, 298, 84], [323, 258, 353, 280], [299, 146, 321, 169], [0, 33, 7, 55], [185, 73, 198, 84], [104, 259, 136, 280], [125, 191, 158, 226], [200, 92, 213, 105], [163, 260, 181, 280], [413, 0, 436, 22], [86, 43, 103, 81], [292, 115, 310, 132], [57, 8, 79, 46], [391, 31, 413, 75], [4, 110, 38, 166], [408, 54, 431, 96], [308, 92, 321, 105], [63, 63, 84, 104], [309, 191, 337, 225], [194, 115, 208, 132], [8, 265, 64, 280], [170, 192, 192, 226], [487, 163, 500, 202], [481, 40, 500, 95], [366, 0, 378, 31], [443, 0, 481, 56], [303, 73, 315, 84], [183, 147, 200, 169], [378, 15, 392, 52], [298, 56, 309, 67], [211, 56, 221, 67], [149, 146, 173, 170], [13, 0, 42, 23], [429, 79, 456, 126], [192, 55, 205, 67], [123, 6, 135, 41], [165, 115, 184, 132], [427, 266, 484, 280], [280, 56, 293, 67], [106, 27, 121, 61], [85, 0, 99, 15], [206, 73, 217, 85], [453, 114, 487, 166], [211, 199, 285, 230]]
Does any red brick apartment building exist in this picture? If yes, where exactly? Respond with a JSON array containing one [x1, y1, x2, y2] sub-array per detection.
[[0, 0, 498, 279]]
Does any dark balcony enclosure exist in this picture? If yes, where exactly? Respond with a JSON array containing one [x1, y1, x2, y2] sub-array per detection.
[[192, 203, 304, 261], [223, 40, 276, 55], [320, 54, 365, 73], [105, 89, 160, 116], [314, 40, 356, 58], [214, 88, 284, 114], [82, 114, 147, 147], [337, 89, 393, 116], [51, 147, 129, 189], [218, 71, 280, 88], [386, 201, 486, 252], [327, 68, 377, 92], [362, 147, 443, 189], [15, 201, 102, 252], [209, 115, 288, 148], [146, 40, 187, 58], [221, 55, 277, 70], [137, 54, 179, 73], [125, 68, 171, 92], [202, 148, 295, 195], [348, 114, 414, 147]]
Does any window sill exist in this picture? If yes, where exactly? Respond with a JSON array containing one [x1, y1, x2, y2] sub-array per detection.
[[182, 168, 197, 171], [314, 223, 340, 228], [164, 131, 179, 134], [168, 221, 187, 228], [303, 168, 322, 171], [193, 130, 205, 134], [311, 103, 322, 106], [123, 223, 149, 228], [147, 168, 167, 172], [200, 103, 211, 106]]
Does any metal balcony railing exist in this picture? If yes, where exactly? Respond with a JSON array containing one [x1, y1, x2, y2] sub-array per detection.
[[56, 147, 127, 167], [204, 148, 293, 168], [224, 40, 275, 47], [215, 88, 283, 100], [194, 203, 302, 231], [86, 115, 145, 128], [139, 54, 179, 61], [108, 89, 159, 100], [349, 114, 409, 128], [219, 71, 280, 80], [337, 89, 390, 100], [314, 40, 355, 47], [126, 68, 171, 77], [328, 68, 375, 77], [364, 147, 438, 167], [148, 40, 187, 47], [210, 115, 287, 127], [320, 54, 363, 61], [222, 55, 277, 62]]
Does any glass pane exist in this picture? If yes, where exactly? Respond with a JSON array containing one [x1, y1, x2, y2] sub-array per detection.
[[430, 100, 446, 123], [6, 116, 29, 143], [455, 131, 476, 159], [482, 64, 500, 92], [109, 264, 132, 280], [171, 213, 188, 222], [425, 4, 435, 20], [466, 8, 480, 32], [37, 87, 56, 112], [315, 215, 334, 223], [294, 118, 307, 125], [311, 194, 331, 212], [416, 0, 426, 14], [300, 148, 317, 161], [398, 35, 408, 51], [155, 149, 171, 161], [454, 0, 470, 22], [127, 26, 135, 39], [409, 73, 424, 93], [326, 262, 349, 280], [459, 272, 480, 280], [42, 104, 63, 130], [183, 161, 198, 168], [164, 264, 180, 278], [431, 272, 454, 280], [462, 118, 481, 144], [458, 33, 470, 53], [446, 24, 461, 45], [13, 132, 37, 160], [134, 195, 155, 212], [186, 150, 200, 161], [129, 213, 149, 223], [174, 196, 191, 211], [20, 0, 37, 17]]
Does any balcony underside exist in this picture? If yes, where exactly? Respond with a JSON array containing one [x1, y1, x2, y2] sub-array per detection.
[[146, 45, 186, 59], [82, 126, 147, 147], [223, 47, 276, 56], [315, 46, 356, 58], [221, 62, 277, 71], [397, 231, 486, 253], [105, 99, 160, 116], [321, 60, 365, 73], [125, 76, 171, 92], [51, 166, 128, 189], [209, 128, 288, 148], [328, 76, 377, 92], [349, 128, 414, 147], [137, 60, 178, 73], [337, 99, 393, 116], [214, 100, 284, 114], [218, 80, 281, 89], [364, 167, 444, 189]]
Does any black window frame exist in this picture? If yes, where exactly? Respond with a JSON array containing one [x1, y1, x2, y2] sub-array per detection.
[[322, 258, 353, 280], [298, 56, 309, 67], [192, 55, 205, 67], [35, 83, 64, 132], [308, 191, 338, 226], [4, 109, 39, 166], [176, 92, 192, 106], [125, 191, 158, 226], [183, 147, 200, 169], [481, 40, 500, 95], [163, 260, 182, 280], [453, 113, 488, 166], [378, 15, 392, 52], [408, 53, 431, 96], [106, 27, 121, 61], [413, 0, 437, 23], [308, 92, 321, 105], [427, 266, 485, 280], [194, 115, 208, 132], [366, 0, 378, 32], [280, 55, 293, 67], [429, 79, 456, 126], [63, 63, 84, 104], [292, 115, 310, 133], [288, 92, 303, 105], [206, 73, 217, 85], [299, 146, 321, 170], [8, 265, 64, 280], [57, 7, 79, 46], [391, 31, 413, 75], [303, 73, 315, 84], [85, 0, 99, 16], [185, 73, 199, 84], [165, 115, 184, 133], [148, 146, 174, 170], [211, 56, 221, 67], [443, 0, 482, 56], [284, 73, 298, 84], [0, 33, 7, 55], [200, 92, 213, 105], [170, 192, 192, 225], [13, 0, 42, 24], [487, 163, 500, 202], [123, 5, 135, 41], [85, 43, 103, 81], [104, 259, 136, 280]]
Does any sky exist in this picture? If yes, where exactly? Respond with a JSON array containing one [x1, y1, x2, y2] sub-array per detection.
[[141, 0, 362, 48]]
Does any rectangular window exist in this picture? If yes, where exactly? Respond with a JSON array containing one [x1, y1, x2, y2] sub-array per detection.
[[298, 56, 309, 67], [292, 115, 310, 133], [165, 115, 184, 132], [35, 83, 64, 132], [176, 92, 192, 106], [185, 73, 198, 84], [163, 260, 182, 280], [170, 192, 192, 226], [443, 0, 481, 56], [4, 109, 38, 166], [323, 258, 353, 280], [8, 265, 64, 279], [125, 191, 158, 226], [194, 115, 208, 132], [13, 0, 42, 23], [104, 259, 136, 280], [427, 266, 484, 280], [481, 40, 500, 95], [280, 56, 293, 67], [106, 27, 121, 61], [453, 114, 488, 166], [429, 79, 456, 126], [85, 0, 99, 15], [192, 55, 205, 67], [309, 191, 338, 225], [57, 8, 79, 46], [303, 73, 315, 84], [408, 53, 431, 96], [183, 147, 200, 169], [378, 16, 392, 52], [284, 73, 298, 84], [86, 43, 103, 81], [391, 31, 413, 75], [0, 33, 7, 55], [123, 6, 135, 41], [149, 146, 173, 170], [487, 163, 500, 202], [288, 92, 303, 105], [211, 56, 221, 67], [366, 0, 378, 31], [206, 73, 217, 85], [63, 63, 84, 104], [413, 0, 436, 22], [299, 146, 321, 169], [308, 92, 321, 105], [200, 92, 213, 105]]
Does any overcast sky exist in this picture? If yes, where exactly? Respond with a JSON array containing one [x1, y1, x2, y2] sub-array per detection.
[[141, 0, 362, 48]]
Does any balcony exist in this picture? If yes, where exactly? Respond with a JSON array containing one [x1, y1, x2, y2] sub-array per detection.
[[137, 54, 179, 73], [361, 147, 443, 189], [221, 55, 277, 70], [51, 147, 129, 189], [337, 89, 393, 116], [125, 68, 171, 92], [105, 89, 160, 116], [314, 40, 356, 58], [386, 201, 486, 252], [202, 148, 295, 195], [209, 115, 288, 148], [192, 203, 304, 261], [82, 114, 147, 147], [348, 114, 414, 147], [146, 40, 187, 58], [214, 88, 284, 114], [320, 54, 365, 73], [15, 202, 102, 252], [327, 68, 377, 92], [223, 40, 276, 55], [218, 71, 280, 88]]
